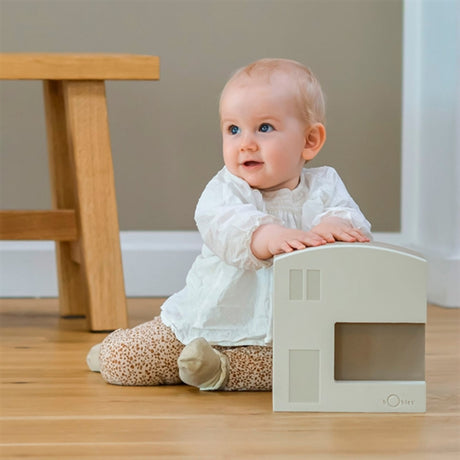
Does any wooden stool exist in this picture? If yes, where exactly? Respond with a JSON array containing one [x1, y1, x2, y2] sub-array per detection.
[[0, 54, 160, 331]]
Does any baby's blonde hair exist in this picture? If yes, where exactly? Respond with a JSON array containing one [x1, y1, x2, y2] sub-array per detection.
[[220, 58, 326, 126]]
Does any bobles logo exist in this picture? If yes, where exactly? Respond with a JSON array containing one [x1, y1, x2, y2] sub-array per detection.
[[383, 394, 416, 408]]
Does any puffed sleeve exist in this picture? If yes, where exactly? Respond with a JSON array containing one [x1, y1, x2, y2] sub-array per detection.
[[308, 167, 372, 238], [195, 168, 281, 270]]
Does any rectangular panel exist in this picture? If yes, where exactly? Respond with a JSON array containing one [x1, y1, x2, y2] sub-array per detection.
[[306, 269, 320, 300], [335, 323, 425, 381], [289, 269, 303, 300], [289, 350, 320, 402]]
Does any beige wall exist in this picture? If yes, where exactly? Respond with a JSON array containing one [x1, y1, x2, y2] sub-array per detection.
[[0, 0, 402, 232]]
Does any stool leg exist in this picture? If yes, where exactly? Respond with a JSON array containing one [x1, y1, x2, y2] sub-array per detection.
[[62, 81, 127, 331], [43, 80, 88, 319], [60, 80, 128, 332]]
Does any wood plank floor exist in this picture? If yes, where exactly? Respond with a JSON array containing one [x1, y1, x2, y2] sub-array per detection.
[[0, 298, 459, 459]]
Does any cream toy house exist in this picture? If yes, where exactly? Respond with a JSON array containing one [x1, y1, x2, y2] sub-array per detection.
[[273, 243, 427, 412]]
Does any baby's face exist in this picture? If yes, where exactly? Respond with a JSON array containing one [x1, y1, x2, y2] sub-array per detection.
[[220, 74, 308, 191]]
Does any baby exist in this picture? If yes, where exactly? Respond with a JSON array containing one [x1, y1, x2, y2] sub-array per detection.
[[87, 58, 371, 391]]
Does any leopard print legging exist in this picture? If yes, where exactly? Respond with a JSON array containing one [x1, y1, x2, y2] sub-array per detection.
[[99, 316, 272, 391]]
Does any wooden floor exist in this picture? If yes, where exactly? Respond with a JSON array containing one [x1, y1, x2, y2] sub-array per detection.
[[0, 299, 459, 459]]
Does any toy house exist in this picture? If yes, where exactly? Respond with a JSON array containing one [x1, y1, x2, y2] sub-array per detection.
[[273, 242, 427, 412]]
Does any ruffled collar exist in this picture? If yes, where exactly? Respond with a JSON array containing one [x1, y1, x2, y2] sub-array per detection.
[[222, 166, 308, 204], [261, 172, 307, 204]]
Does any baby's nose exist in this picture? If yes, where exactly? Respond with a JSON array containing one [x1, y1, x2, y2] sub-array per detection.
[[240, 133, 257, 151]]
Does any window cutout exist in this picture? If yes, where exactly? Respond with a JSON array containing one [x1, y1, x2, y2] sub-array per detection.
[[335, 323, 425, 381], [289, 269, 303, 300], [306, 269, 320, 300]]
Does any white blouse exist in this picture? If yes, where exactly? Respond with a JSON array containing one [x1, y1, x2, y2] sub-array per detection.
[[160, 166, 371, 346]]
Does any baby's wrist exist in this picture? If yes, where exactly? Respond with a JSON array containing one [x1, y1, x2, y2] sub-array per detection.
[[251, 224, 284, 260]]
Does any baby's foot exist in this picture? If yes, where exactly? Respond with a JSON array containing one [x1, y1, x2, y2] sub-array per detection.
[[178, 338, 228, 390], [86, 343, 102, 372]]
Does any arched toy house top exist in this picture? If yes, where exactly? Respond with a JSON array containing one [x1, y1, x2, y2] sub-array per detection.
[[273, 242, 427, 413]]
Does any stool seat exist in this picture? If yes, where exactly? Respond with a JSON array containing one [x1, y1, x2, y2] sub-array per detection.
[[0, 53, 159, 80], [0, 53, 160, 331]]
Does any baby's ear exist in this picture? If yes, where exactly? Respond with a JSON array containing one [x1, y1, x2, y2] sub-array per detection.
[[303, 123, 326, 161]]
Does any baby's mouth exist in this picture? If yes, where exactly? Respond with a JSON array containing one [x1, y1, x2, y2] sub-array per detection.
[[243, 161, 263, 167]]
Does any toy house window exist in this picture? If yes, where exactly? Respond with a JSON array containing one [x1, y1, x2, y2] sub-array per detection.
[[334, 323, 425, 381]]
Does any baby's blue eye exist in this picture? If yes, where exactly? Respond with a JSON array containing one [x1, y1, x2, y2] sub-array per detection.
[[259, 123, 274, 133], [229, 125, 240, 135]]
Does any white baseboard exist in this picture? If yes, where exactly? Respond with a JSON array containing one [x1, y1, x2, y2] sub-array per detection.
[[413, 247, 460, 308], [120, 231, 202, 297], [0, 232, 202, 298], [374, 233, 460, 308], [0, 231, 458, 307]]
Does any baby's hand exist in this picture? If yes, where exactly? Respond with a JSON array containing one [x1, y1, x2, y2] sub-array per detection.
[[311, 216, 370, 243], [251, 224, 327, 260]]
